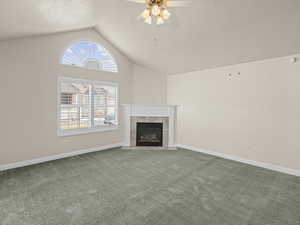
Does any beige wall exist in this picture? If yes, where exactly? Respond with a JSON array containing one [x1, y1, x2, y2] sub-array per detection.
[[132, 64, 166, 104], [168, 55, 300, 171], [0, 29, 134, 165]]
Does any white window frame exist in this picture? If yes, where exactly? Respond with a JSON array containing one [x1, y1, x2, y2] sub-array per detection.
[[60, 40, 119, 73], [57, 77, 119, 136]]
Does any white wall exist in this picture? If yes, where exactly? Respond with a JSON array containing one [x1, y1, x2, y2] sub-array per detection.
[[168, 55, 300, 171], [0, 29, 134, 165], [132, 64, 167, 104]]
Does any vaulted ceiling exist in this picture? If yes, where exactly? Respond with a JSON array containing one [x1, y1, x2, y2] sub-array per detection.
[[1, 0, 300, 74]]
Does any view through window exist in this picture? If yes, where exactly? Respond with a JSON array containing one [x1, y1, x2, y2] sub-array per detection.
[[58, 77, 118, 136], [61, 41, 118, 73]]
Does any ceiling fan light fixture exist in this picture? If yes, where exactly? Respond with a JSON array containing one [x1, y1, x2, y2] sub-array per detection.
[[151, 4, 160, 16], [162, 8, 171, 20], [144, 16, 152, 24], [129, 0, 187, 25], [141, 8, 151, 19], [164, 0, 170, 7], [156, 16, 164, 25]]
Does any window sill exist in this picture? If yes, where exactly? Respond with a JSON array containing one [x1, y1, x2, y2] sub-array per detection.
[[58, 125, 119, 137]]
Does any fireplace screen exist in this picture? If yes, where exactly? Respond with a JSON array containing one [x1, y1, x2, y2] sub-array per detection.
[[136, 122, 163, 147]]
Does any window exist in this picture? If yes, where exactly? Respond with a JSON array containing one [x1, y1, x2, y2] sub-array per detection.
[[61, 41, 118, 73], [58, 77, 118, 136]]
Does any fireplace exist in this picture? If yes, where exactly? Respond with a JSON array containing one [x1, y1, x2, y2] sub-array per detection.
[[136, 122, 163, 147], [122, 104, 178, 148]]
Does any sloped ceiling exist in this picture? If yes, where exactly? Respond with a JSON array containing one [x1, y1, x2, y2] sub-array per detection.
[[1, 0, 300, 74]]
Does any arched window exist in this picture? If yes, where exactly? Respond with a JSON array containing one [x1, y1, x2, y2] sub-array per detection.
[[61, 41, 118, 73]]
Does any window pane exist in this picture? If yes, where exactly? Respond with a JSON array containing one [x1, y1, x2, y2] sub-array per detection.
[[93, 84, 117, 127], [60, 82, 91, 130], [106, 107, 117, 124], [61, 41, 118, 73], [79, 106, 90, 128], [60, 106, 79, 130], [61, 93, 73, 104], [94, 106, 117, 127], [94, 84, 117, 106], [58, 78, 118, 135]]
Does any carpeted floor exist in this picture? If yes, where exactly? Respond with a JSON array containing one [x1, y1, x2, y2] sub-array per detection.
[[0, 148, 299, 225]]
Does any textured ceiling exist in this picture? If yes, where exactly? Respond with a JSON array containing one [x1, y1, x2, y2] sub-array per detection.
[[0, 0, 97, 40], [1, 0, 300, 74]]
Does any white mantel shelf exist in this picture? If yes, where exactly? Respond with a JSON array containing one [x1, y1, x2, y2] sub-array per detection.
[[122, 104, 179, 117], [122, 104, 179, 148]]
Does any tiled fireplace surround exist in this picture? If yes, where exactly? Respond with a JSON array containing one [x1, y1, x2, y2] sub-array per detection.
[[131, 117, 168, 147], [122, 104, 178, 148]]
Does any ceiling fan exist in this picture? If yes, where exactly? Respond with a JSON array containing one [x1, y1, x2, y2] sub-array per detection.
[[128, 0, 188, 25]]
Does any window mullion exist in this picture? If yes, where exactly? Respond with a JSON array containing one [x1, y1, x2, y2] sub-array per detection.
[[90, 84, 94, 128]]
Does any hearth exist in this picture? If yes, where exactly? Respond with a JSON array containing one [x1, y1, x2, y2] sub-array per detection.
[[136, 122, 163, 147]]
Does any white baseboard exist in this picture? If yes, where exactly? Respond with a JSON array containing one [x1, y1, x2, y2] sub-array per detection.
[[2, 143, 299, 177], [0, 143, 123, 172], [176, 144, 300, 177]]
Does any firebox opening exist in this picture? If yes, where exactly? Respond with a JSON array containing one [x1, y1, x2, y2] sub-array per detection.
[[136, 122, 163, 147]]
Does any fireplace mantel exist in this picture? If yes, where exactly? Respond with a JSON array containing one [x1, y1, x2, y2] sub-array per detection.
[[122, 104, 179, 148]]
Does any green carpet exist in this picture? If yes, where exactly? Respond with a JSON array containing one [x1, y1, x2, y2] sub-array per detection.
[[0, 148, 299, 225]]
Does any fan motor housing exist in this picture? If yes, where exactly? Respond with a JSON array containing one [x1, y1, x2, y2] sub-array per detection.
[[148, 0, 165, 7]]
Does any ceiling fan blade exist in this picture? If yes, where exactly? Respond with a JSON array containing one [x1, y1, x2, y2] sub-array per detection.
[[166, 1, 189, 7]]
